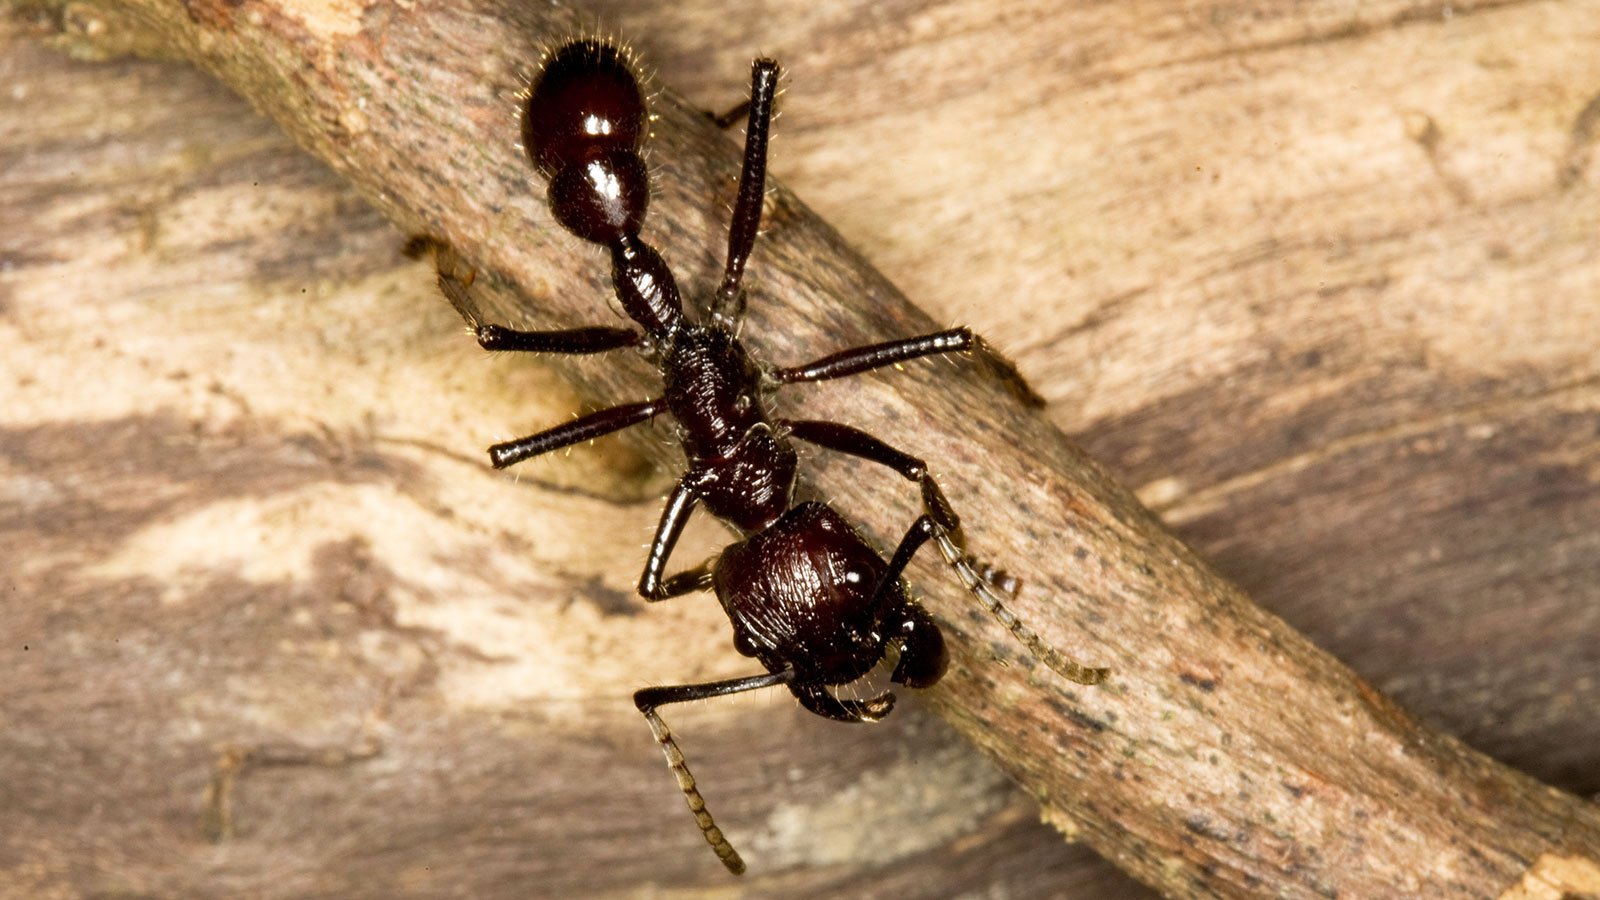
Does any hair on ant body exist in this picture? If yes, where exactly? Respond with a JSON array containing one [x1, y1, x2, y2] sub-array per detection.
[[427, 37, 1107, 875]]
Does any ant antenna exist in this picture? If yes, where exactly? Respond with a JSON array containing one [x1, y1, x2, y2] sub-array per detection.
[[639, 708, 746, 874], [961, 554, 1021, 597], [932, 531, 1110, 685]]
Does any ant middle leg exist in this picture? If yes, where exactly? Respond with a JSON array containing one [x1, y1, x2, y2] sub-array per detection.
[[773, 329, 976, 385], [634, 669, 794, 875], [488, 398, 661, 469], [772, 327, 1046, 407]]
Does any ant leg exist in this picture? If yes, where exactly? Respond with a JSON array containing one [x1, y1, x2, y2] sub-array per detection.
[[792, 682, 895, 723], [783, 419, 1020, 597], [704, 98, 751, 130], [642, 558, 716, 601], [772, 328, 1045, 407], [783, 419, 958, 530], [488, 398, 660, 469], [872, 515, 939, 610], [711, 58, 780, 329], [412, 235, 488, 325], [773, 329, 975, 384], [875, 515, 1109, 687], [411, 234, 642, 353], [635, 669, 794, 875], [473, 323, 640, 355], [639, 478, 716, 600]]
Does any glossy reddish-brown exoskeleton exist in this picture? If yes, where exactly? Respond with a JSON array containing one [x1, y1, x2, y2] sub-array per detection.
[[430, 39, 1107, 874]]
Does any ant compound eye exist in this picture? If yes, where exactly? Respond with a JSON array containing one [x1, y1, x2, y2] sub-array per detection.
[[549, 150, 650, 244], [524, 41, 648, 178]]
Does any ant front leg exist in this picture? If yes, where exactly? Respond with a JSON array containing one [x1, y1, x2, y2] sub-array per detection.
[[788, 419, 1106, 684], [783, 419, 961, 534], [634, 669, 794, 875], [873, 513, 1109, 687], [783, 419, 1017, 598], [772, 327, 1046, 407], [638, 478, 716, 600]]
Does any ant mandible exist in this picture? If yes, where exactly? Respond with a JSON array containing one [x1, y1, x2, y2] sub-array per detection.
[[431, 39, 1108, 874]]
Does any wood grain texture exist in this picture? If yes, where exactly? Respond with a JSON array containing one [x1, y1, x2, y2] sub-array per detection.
[[2, 1, 1597, 898]]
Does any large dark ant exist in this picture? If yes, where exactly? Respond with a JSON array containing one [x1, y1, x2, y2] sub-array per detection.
[[428, 39, 1107, 874]]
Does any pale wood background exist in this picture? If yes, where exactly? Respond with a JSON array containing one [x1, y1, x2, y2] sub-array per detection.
[[3, 0, 1597, 897]]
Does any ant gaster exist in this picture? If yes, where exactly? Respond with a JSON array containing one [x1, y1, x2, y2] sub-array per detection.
[[431, 39, 1108, 874]]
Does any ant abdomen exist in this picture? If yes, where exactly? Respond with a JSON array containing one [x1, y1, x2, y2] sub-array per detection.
[[525, 41, 653, 246], [525, 42, 679, 324], [523, 40, 647, 177], [548, 150, 650, 244]]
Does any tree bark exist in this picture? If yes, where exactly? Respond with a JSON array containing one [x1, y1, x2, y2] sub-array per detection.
[[5, 1, 1599, 898]]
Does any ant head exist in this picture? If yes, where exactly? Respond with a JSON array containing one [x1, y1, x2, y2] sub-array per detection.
[[523, 40, 647, 179]]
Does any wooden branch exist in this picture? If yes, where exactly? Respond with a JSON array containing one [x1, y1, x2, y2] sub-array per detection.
[[21, 0, 1600, 896]]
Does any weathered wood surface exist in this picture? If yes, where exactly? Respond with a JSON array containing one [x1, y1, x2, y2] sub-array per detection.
[[3, 1, 1598, 898]]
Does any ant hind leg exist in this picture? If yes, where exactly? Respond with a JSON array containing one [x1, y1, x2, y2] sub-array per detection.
[[408, 235, 643, 353], [711, 58, 780, 329], [704, 98, 751, 130]]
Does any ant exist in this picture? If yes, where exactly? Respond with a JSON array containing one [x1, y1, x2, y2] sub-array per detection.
[[427, 39, 1107, 874]]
